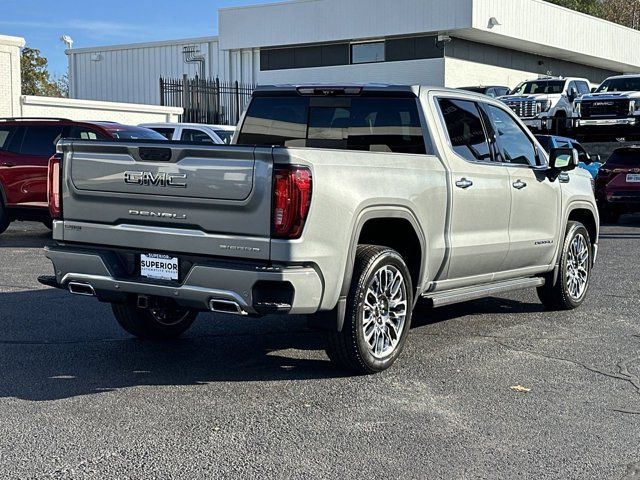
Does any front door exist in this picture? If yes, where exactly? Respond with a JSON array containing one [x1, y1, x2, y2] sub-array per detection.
[[437, 97, 512, 281], [481, 103, 561, 271]]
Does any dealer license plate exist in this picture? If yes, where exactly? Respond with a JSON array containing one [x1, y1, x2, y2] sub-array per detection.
[[627, 174, 640, 183], [140, 253, 179, 281]]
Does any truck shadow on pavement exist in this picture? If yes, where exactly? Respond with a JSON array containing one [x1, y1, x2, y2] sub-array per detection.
[[0, 287, 544, 402]]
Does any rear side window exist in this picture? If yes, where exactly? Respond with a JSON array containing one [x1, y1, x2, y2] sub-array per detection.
[[0, 126, 14, 149], [214, 130, 234, 144], [181, 128, 215, 144], [150, 127, 175, 140], [21, 125, 64, 156], [438, 98, 491, 163], [607, 149, 640, 166], [238, 95, 427, 154]]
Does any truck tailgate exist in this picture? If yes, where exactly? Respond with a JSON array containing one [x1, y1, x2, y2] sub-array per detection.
[[57, 140, 273, 260]]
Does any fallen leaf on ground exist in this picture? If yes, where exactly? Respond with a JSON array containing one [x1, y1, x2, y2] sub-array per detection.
[[510, 385, 531, 393]]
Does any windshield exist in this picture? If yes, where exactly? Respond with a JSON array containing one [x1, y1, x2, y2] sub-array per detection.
[[510, 80, 565, 95], [109, 127, 167, 140], [215, 130, 234, 144], [596, 77, 640, 93]]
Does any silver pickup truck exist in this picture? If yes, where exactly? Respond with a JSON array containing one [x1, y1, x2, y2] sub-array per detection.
[[41, 84, 599, 374]]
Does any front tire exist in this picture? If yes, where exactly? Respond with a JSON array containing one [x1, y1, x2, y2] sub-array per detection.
[[326, 245, 414, 374], [537, 221, 592, 311], [111, 301, 197, 340]]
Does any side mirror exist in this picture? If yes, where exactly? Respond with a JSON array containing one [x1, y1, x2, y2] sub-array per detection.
[[568, 90, 577, 102], [591, 87, 597, 93], [549, 148, 579, 172], [593, 154, 601, 163]]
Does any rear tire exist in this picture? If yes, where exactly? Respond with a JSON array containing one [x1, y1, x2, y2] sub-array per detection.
[[0, 202, 10, 235], [111, 301, 197, 340], [326, 245, 413, 375], [537, 221, 591, 311]]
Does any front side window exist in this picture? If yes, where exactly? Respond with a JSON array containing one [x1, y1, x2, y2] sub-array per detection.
[[576, 81, 590, 95], [181, 129, 215, 144], [438, 98, 491, 163], [484, 105, 537, 166], [351, 42, 385, 64], [20, 126, 64, 156]]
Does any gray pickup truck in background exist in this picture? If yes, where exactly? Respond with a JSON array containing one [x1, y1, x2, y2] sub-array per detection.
[[41, 84, 599, 374]]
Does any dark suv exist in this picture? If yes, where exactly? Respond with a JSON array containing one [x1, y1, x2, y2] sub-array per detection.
[[595, 146, 640, 223], [0, 118, 166, 234]]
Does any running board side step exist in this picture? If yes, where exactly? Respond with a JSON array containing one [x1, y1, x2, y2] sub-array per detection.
[[422, 277, 545, 308]]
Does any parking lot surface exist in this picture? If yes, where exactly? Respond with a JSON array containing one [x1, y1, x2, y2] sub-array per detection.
[[0, 220, 639, 480]]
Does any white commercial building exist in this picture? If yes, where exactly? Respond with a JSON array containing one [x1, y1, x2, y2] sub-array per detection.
[[67, 0, 640, 106]]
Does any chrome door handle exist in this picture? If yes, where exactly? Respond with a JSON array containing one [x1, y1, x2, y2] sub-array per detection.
[[513, 179, 527, 190], [455, 178, 473, 189]]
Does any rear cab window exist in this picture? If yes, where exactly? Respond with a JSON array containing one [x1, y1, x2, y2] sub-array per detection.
[[237, 93, 429, 154], [181, 128, 215, 144]]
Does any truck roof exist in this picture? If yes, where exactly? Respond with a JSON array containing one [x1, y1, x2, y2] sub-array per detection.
[[253, 84, 421, 97]]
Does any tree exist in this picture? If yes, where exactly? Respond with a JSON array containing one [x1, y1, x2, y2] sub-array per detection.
[[546, 0, 640, 29], [21, 47, 67, 98]]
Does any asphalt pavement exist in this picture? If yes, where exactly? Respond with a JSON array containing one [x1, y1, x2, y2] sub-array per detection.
[[0, 219, 639, 479]]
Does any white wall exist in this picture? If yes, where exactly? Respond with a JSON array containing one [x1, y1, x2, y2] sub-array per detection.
[[219, 0, 473, 50], [259, 58, 446, 86], [68, 37, 220, 105], [21, 96, 182, 124], [0, 34, 25, 117], [444, 57, 534, 89]]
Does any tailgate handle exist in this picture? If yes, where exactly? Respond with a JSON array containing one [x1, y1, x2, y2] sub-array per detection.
[[138, 147, 172, 162]]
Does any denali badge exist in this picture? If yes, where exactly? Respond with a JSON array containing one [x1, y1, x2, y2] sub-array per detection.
[[129, 210, 187, 220], [124, 171, 187, 188]]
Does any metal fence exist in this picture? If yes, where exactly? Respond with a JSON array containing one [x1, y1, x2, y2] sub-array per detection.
[[160, 75, 255, 125]]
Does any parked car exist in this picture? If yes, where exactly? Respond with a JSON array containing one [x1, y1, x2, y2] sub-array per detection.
[[574, 74, 640, 140], [499, 76, 591, 133], [458, 86, 510, 98], [40, 85, 598, 374], [535, 135, 602, 179], [0, 118, 166, 235], [595, 146, 640, 223], [141, 123, 236, 144]]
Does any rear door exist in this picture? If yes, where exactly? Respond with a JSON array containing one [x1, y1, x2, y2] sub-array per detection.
[[2, 124, 64, 207], [59, 141, 273, 260], [436, 97, 512, 281], [481, 103, 561, 270]]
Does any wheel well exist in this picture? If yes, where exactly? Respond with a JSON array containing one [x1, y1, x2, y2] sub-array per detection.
[[568, 209, 597, 245], [357, 218, 422, 291]]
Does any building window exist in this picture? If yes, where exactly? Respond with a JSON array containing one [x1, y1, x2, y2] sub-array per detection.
[[351, 41, 385, 64]]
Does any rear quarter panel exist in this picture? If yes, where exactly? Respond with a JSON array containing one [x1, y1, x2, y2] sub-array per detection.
[[270, 147, 449, 311]]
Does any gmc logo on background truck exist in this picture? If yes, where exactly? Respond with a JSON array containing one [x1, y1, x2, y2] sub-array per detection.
[[124, 171, 187, 188]]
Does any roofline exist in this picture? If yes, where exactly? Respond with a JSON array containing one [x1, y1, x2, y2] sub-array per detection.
[[0, 34, 25, 48], [66, 36, 219, 55]]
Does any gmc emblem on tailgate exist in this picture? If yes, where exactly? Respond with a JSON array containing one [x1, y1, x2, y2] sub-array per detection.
[[124, 171, 187, 188]]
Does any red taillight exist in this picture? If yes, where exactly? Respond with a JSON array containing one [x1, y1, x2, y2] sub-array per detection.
[[272, 165, 312, 239], [48, 155, 62, 220]]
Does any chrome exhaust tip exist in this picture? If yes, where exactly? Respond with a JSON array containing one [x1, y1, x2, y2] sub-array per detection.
[[209, 299, 247, 316], [68, 282, 96, 297]]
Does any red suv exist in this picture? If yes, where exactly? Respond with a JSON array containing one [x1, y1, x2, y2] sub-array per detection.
[[0, 118, 166, 234], [596, 146, 640, 223]]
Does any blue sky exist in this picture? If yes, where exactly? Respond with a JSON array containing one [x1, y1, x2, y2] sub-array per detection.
[[0, 0, 274, 77]]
